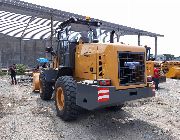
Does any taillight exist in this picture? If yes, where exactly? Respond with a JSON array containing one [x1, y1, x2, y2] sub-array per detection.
[[97, 79, 111, 86]]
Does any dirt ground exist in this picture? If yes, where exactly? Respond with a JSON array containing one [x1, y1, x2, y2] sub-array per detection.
[[0, 76, 180, 140]]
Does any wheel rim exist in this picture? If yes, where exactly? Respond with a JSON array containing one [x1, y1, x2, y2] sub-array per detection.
[[32, 80, 35, 90], [56, 87, 64, 110], [39, 80, 43, 93]]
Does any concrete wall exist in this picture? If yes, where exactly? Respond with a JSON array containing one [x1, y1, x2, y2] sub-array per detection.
[[0, 34, 54, 68]]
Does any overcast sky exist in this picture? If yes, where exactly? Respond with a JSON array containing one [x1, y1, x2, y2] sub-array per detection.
[[23, 0, 180, 56]]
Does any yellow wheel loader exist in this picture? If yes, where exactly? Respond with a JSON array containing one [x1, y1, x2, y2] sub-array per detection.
[[157, 59, 180, 79], [145, 47, 166, 83], [37, 17, 154, 121], [166, 66, 180, 79]]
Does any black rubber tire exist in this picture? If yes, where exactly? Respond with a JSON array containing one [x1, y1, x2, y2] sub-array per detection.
[[55, 76, 80, 121], [39, 73, 53, 100]]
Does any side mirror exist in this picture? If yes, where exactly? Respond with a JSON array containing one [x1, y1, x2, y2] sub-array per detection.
[[45, 47, 53, 53]]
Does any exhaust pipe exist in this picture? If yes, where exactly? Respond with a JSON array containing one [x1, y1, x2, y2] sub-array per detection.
[[110, 30, 115, 43]]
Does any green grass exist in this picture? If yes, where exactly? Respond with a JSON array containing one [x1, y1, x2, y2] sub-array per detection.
[[0, 71, 7, 76], [16, 64, 26, 75]]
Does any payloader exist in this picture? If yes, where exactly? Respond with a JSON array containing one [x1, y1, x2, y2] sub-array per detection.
[[163, 61, 180, 79], [145, 46, 166, 83], [161, 61, 180, 73], [166, 66, 180, 79], [33, 17, 155, 121]]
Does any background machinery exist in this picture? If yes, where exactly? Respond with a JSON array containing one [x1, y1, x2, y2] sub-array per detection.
[[162, 61, 180, 79], [33, 17, 154, 121], [145, 46, 166, 83], [166, 66, 180, 79], [145, 47, 180, 79]]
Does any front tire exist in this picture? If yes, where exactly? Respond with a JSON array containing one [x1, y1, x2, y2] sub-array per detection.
[[39, 73, 53, 100], [55, 76, 80, 121]]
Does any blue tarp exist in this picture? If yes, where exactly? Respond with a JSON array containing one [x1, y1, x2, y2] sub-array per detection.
[[37, 58, 49, 63]]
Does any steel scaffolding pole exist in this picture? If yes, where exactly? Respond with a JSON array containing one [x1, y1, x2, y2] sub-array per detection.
[[138, 34, 141, 46], [155, 36, 157, 59]]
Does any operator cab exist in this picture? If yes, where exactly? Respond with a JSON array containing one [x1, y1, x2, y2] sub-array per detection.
[[56, 17, 101, 44], [54, 17, 102, 68]]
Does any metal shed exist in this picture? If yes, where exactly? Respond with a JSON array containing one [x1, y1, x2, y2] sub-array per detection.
[[0, 0, 163, 59]]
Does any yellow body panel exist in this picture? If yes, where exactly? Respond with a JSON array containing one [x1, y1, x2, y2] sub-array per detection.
[[32, 72, 40, 92], [146, 61, 154, 76], [166, 66, 180, 79], [75, 43, 147, 90], [75, 44, 97, 80]]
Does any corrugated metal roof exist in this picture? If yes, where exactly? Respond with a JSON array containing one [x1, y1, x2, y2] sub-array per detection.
[[0, 0, 164, 39]]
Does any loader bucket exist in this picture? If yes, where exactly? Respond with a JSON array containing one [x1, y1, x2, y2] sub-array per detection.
[[32, 72, 40, 92], [166, 66, 180, 79]]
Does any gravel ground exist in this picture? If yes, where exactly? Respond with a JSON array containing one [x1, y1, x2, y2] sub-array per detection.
[[0, 76, 180, 140]]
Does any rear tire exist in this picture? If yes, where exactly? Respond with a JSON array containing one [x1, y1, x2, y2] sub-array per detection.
[[39, 73, 53, 100], [55, 76, 80, 121]]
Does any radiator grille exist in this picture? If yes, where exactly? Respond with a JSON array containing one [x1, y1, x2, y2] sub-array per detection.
[[118, 52, 145, 86]]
